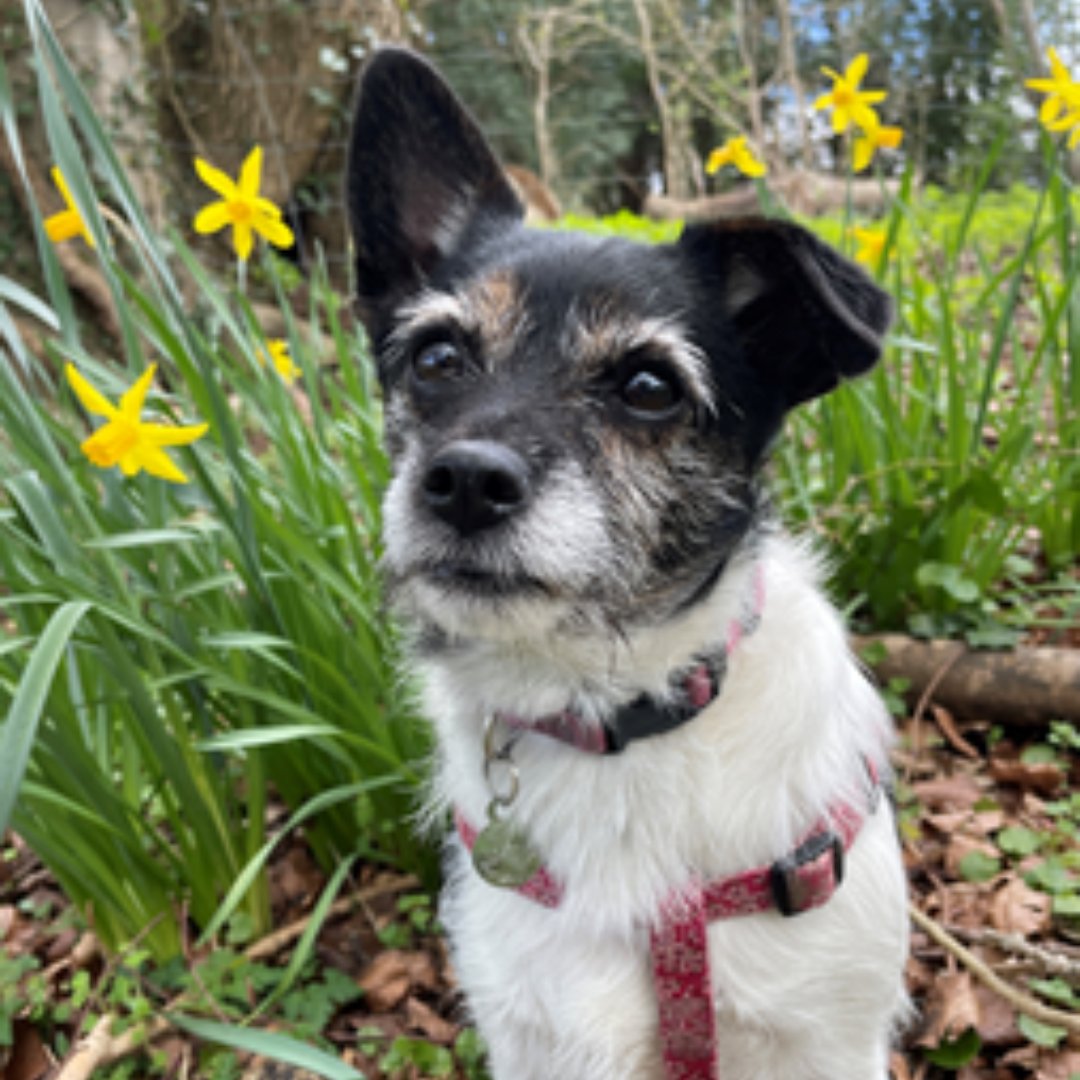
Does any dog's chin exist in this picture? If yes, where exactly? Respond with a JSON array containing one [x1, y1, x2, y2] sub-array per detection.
[[390, 562, 575, 643]]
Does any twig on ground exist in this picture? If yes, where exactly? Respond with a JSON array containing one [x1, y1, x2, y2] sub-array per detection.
[[909, 903, 1080, 1035], [941, 922, 1080, 984], [243, 873, 420, 962]]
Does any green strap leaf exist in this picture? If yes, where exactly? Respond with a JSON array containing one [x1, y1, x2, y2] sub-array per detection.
[[0, 599, 92, 835], [167, 1014, 366, 1080]]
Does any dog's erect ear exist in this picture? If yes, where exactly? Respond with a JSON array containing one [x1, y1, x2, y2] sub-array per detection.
[[678, 218, 892, 411], [346, 48, 523, 317]]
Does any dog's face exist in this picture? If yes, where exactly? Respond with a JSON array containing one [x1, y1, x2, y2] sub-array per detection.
[[346, 50, 891, 645]]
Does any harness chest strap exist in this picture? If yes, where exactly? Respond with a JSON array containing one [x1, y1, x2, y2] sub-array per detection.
[[454, 770, 881, 1080]]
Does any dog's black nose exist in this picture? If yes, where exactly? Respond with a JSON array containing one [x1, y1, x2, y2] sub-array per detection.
[[422, 440, 531, 535]]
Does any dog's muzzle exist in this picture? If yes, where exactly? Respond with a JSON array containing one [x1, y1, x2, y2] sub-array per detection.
[[422, 439, 531, 537]]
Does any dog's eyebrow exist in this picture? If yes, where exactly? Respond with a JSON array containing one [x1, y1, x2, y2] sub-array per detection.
[[390, 290, 469, 343], [566, 306, 716, 409], [387, 273, 530, 365]]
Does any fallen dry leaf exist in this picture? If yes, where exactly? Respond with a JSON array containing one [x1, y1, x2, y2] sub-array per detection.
[[989, 874, 1052, 936], [1035, 1048, 1080, 1079], [918, 970, 981, 1046], [358, 950, 439, 1013], [405, 996, 459, 1044], [912, 773, 985, 811], [971, 981, 1020, 1047], [988, 756, 1064, 795]]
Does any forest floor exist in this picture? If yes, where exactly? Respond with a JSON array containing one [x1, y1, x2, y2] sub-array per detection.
[[2, 649, 1079, 1080]]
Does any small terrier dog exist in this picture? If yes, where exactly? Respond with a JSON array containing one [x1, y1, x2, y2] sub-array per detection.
[[347, 48, 909, 1080]]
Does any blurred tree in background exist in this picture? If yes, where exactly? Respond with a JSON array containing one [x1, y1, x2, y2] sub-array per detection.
[[1, 0, 1077, 296]]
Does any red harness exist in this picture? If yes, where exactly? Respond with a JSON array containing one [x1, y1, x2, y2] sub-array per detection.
[[456, 773, 878, 1079], [453, 562, 883, 1077]]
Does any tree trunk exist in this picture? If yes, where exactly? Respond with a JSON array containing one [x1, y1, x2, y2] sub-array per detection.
[[775, 0, 811, 168], [632, 0, 691, 199]]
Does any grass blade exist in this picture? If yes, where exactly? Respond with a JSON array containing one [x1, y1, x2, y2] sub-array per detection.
[[0, 600, 92, 834]]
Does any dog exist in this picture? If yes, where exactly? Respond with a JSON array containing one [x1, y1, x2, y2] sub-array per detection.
[[346, 47, 910, 1080]]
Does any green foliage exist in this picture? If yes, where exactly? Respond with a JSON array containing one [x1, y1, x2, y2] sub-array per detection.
[[380, 1036, 455, 1078], [924, 1027, 982, 1068], [0, 0, 434, 965], [549, 165, 1079, 636], [957, 850, 1001, 883], [551, 210, 683, 245]]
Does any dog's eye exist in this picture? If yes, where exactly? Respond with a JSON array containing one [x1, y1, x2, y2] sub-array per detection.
[[413, 340, 465, 384], [619, 366, 684, 419]]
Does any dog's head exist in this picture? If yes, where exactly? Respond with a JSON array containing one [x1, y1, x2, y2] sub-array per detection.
[[346, 49, 891, 645]]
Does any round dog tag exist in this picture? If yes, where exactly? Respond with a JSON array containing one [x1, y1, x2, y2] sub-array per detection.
[[471, 805, 543, 889]]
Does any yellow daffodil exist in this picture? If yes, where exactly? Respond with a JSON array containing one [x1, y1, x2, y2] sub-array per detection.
[[1025, 47, 1080, 127], [1048, 107, 1080, 149], [260, 339, 301, 385], [853, 122, 905, 172], [705, 135, 768, 178], [850, 226, 887, 270], [44, 167, 95, 248], [65, 363, 208, 484], [193, 145, 294, 262], [815, 54, 887, 134]]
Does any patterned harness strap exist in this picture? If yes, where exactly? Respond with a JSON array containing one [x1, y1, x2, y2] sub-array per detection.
[[456, 764, 880, 1080]]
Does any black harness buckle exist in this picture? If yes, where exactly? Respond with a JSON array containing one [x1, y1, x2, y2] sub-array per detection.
[[770, 829, 845, 917]]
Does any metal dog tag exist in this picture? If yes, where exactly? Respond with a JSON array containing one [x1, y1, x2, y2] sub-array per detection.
[[471, 802, 543, 889]]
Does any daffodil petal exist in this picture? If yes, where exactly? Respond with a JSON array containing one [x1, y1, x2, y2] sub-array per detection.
[[239, 145, 263, 201], [846, 53, 869, 86], [140, 421, 209, 448], [879, 126, 904, 149], [233, 222, 254, 262], [252, 196, 284, 220], [194, 157, 237, 200], [51, 167, 77, 209], [119, 452, 142, 477], [853, 137, 874, 172], [194, 201, 234, 235], [1047, 48, 1069, 80], [705, 148, 729, 174], [119, 364, 157, 419], [45, 210, 84, 244], [66, 363, 118, 419], [852, 103, 883, 132], [136, 447, 190, 484], [255, 215, 295, 250]]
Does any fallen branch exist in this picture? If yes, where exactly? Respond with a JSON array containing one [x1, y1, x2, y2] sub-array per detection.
[[909, 904, 1080, 1036], [855, 634, 1080, 725]]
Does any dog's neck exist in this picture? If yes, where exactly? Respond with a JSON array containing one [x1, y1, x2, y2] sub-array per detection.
[[491, 561, 766, 754], [413, 542, 766, 743]]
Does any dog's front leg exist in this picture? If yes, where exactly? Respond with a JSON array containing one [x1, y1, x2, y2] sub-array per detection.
[[443, 860, 666, 1080]]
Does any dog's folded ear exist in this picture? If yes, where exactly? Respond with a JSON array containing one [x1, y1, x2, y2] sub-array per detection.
[[346, 48, 523, 320], [678, 218, 892, 411]]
